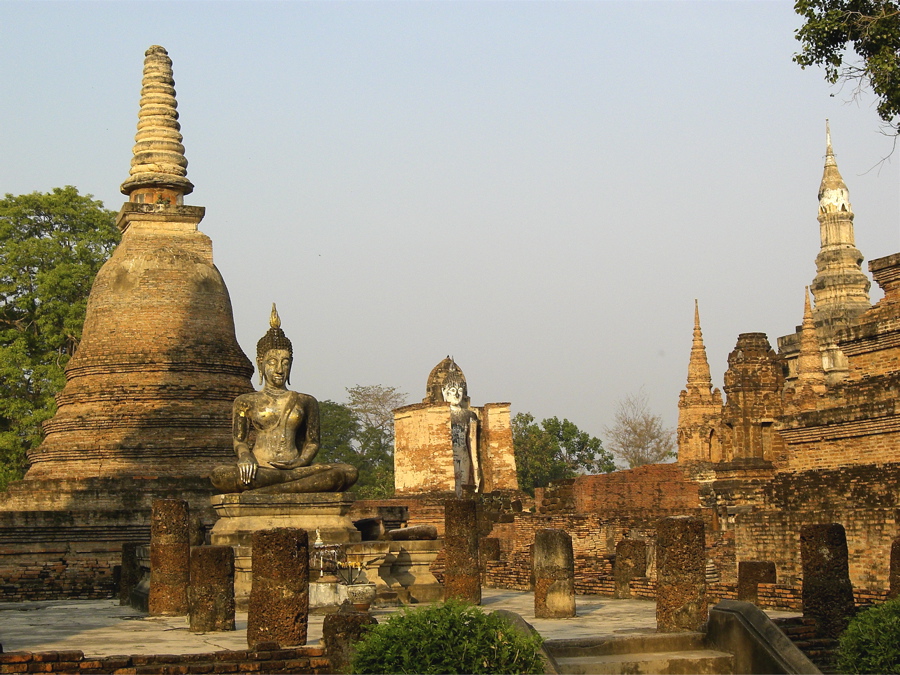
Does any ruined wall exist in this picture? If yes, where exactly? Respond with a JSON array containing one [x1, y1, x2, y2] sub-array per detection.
[[393, 403, 455, 495], [734, 463, 900, 591], [479, 403, 518, 492]]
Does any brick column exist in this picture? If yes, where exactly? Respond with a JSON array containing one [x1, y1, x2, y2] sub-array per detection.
[[801, 523, 855, 638], [443, 499, 480, 603], [534, 528, 575, 618], [149, 498, 190, 616], [656, 516, 707, 632], [614, 540, 647, 600], [189, 545, 235, 632], [737, 561, 776, 604], [119, 542, 141, 606], [247, 528, 309, 648]]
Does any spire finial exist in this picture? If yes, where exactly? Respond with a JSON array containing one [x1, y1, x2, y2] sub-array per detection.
[[686, 300, 714, 391], [825, 119, 835, 166], [120, 45, 194, 204]]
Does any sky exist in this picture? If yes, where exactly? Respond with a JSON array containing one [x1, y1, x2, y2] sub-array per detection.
[[2, 1, 899, 452]]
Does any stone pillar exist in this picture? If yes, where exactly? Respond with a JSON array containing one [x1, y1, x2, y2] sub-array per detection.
[[801, 523, 855, 638], [247, 528, 309, 648], [614, 540, 647, 599], [119, 542, 141, 606], [189, 545, 235, 633], [443, 499, 480, 603], [149, 498, 191, 616], [480, 537, 501, 581], [323, 609, 379, 675], [737, 561, 776, 604], [534, 529, 575, 618], [889, 535, 900, 600], [656, 516, 707, 632]]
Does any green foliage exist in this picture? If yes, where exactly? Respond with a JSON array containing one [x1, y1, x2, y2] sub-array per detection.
[[512, 412, 614, 496], [837, 597, 900, 674], [794, 0, 900, 132], [0, 187, 119, 490], [318, 385, 408, 499], [350, 599, 546, 674]]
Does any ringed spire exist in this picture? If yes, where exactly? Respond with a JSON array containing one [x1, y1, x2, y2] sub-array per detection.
[[120, 45, 194, 204]]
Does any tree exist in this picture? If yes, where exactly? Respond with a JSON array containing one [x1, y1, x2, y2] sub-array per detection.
[[318, 385, 408, 499], [603, 391, 676, 469], [0, 187, 119, 490], [794, 0, 900, 133], [512, 412, 614, 495]]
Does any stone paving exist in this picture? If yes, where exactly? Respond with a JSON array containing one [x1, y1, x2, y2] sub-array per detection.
[[0, 589, 800, 657]]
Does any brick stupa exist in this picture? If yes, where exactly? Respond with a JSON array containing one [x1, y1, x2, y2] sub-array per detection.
[[0, 46, 254, 600]]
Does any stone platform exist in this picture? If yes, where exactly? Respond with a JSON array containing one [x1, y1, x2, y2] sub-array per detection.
[[209, 492, 360, 609], [209, 491, 360, 547]]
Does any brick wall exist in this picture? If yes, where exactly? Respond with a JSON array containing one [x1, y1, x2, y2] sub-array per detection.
[[572, 464, 701, 514], [0, 646, 328, 674]]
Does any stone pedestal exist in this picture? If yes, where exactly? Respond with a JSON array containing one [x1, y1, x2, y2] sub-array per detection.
[[801, 523, 855, 638], [247, 528, 309, 648], [614, 539, 648, 600], [443, 499, 480, 604], [210, 492, 360, 610], [534, 528, 575, 618], [656, 516, 707, 633], [737, 561, 776, 604], [189, 545, 236, 633], [149, 499, 190, 616]]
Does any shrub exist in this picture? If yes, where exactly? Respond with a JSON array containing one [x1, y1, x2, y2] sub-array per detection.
[[350, 599, 546, 674], [837, 597, 900, 674]]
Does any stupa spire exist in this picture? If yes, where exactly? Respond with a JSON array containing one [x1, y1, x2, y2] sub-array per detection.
[[796, 288, 827, 390], [819, 119, 850, 215], [120, 45, 193, 204], [810, 120, 870, 332], [686, 299, 714, 392]]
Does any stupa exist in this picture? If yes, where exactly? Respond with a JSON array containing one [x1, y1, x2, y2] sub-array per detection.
[[0, 46, 254, 600]]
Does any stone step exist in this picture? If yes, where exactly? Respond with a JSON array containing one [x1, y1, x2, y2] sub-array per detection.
[[554, 649, 734, 675], [546, 632, 706, 658]]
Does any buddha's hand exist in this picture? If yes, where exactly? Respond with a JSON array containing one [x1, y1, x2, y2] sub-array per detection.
[[237, 454, 258, 485]]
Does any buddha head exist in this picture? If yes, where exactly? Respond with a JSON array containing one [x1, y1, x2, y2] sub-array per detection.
[[256, 303, 293, 386], [440, 361, 467, 407]]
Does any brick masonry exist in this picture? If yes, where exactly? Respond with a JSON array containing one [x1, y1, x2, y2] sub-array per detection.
[[0, 647, 329, 674]]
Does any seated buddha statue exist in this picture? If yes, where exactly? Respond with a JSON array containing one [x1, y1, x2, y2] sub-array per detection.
[[210, 305, 358, 494]]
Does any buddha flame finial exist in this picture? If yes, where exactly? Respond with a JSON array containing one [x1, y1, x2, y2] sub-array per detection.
[[120, 45, 194, 204], [270, 303, 281, 330]]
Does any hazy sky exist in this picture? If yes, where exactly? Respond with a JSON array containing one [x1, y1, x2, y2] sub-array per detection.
[[2, 1, 898, 453]]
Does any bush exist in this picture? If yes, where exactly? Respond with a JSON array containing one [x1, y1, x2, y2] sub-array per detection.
[[350, 599, 546, 674], [837, 597, 900, 674]]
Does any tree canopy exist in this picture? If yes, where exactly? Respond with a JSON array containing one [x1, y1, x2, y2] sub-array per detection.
[[794, 0, 900, 133], [603, 391, 676, 469], [0, 187, 119, 489], [512, 412, 614, 495], [318, 385, 408, 498]]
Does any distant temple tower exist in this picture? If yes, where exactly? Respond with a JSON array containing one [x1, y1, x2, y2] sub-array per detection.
[[0, 46, 253, 601], [677, 301, 724, 463], [26, 45, 253, 480], [778, 122, 871, 384]]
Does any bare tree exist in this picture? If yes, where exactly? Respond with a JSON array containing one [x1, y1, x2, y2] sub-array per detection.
[[604, 390, 676, 469], [345, 384, 408, 444]]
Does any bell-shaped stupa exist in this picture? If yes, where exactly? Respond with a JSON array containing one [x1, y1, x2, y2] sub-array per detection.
[[26, 45, 253, 479]]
